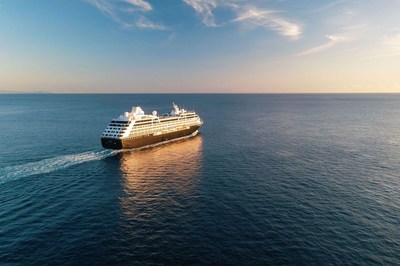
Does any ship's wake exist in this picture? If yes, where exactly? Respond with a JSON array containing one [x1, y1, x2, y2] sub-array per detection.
[[0, 150, 118, 184]]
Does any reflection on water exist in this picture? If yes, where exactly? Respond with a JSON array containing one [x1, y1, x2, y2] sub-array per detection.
[[119, 135, 203, 218]]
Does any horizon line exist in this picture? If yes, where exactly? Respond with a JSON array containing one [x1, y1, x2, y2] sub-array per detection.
[[1, 92, 400, 95]]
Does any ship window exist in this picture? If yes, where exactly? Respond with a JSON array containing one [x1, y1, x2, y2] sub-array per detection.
[[111, 121, 129, 124], [135, 122, 153, 126], [161, 118, 179, 122]]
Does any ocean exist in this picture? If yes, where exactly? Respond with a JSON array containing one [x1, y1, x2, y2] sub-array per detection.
[[1, 94, 400, 265]]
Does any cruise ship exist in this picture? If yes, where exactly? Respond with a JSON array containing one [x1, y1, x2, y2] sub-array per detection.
[[101, 103, 203, 149]]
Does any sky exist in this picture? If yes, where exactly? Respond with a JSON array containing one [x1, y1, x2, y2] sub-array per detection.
[[0, 0, 400, 93]]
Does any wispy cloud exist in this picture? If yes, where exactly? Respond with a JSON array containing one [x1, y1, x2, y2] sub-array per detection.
[[87, 0, 167, 30], [230, 7, 303, 40], [296, 34, 348, 56], [87, 0, 116, 19], [132, 16, 167, 30], [312, 0, 353, 12], [124, 0, 152, 11], [90, 0, 303, 37], [294, 19, 368, 57], [183, 0, 303, 39], [183, 0, 217, 27]]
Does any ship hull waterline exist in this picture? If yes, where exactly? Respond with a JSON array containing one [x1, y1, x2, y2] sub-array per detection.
[[101, 125, 200, 150]]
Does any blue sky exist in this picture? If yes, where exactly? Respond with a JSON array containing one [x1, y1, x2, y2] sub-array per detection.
[[1, 0, 400, 93]]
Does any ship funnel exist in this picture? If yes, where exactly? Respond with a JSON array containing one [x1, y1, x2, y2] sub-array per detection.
[[131, 106, 145, 117], [171, 103, 180, 115]]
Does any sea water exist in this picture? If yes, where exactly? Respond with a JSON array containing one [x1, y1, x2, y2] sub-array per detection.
[[1, 94, 400, 264]]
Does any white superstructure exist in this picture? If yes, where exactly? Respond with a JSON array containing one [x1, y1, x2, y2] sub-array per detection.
[[101, 103, 203, 149]]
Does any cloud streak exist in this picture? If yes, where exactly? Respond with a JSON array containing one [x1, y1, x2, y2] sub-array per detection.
[[131, 16, 167, 30], [312, 0, 353, 12], [88, 0, 303, 37], [87, 0, 167, 30], [183, 0, 217, 27], [183, 0, 303, 39], [124, 0, 152, 11], [296, 35, 348, 56], [231, 7, 302, 40]]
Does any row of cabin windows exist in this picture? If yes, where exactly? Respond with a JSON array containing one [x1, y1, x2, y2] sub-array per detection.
[[134, 118, 180, 125], [132, 121, 193, 130], [128, 129, 184, 137], [109, 124, 127, 128], [169, 115, 198, 120], [133, 116, 197, 125], [111, 121, 129, 124], [134, 121, 154, 126], [124, 118, 198, 135], [105, 128, 124, 133], [137, 119, 198, 126], [133, 120, 189, 127], [104, 134, 123, 137], [161, 118, 179, 122], [128, 124, 194, 136]]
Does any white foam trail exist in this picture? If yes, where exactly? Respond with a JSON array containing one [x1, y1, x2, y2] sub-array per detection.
[[0, 150, 119, 184]]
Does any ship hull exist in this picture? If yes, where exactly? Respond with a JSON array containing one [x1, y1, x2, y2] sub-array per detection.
[[101, 125, 200, 150]]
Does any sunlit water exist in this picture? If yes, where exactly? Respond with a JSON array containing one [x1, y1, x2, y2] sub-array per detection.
[[1, 94, 400, 264]]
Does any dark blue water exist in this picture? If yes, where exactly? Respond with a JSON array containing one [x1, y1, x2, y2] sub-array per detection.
[[1, 94, 400, 265]]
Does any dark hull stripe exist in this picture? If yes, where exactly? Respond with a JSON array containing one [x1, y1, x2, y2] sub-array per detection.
[[101, 125, 200, 150]]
